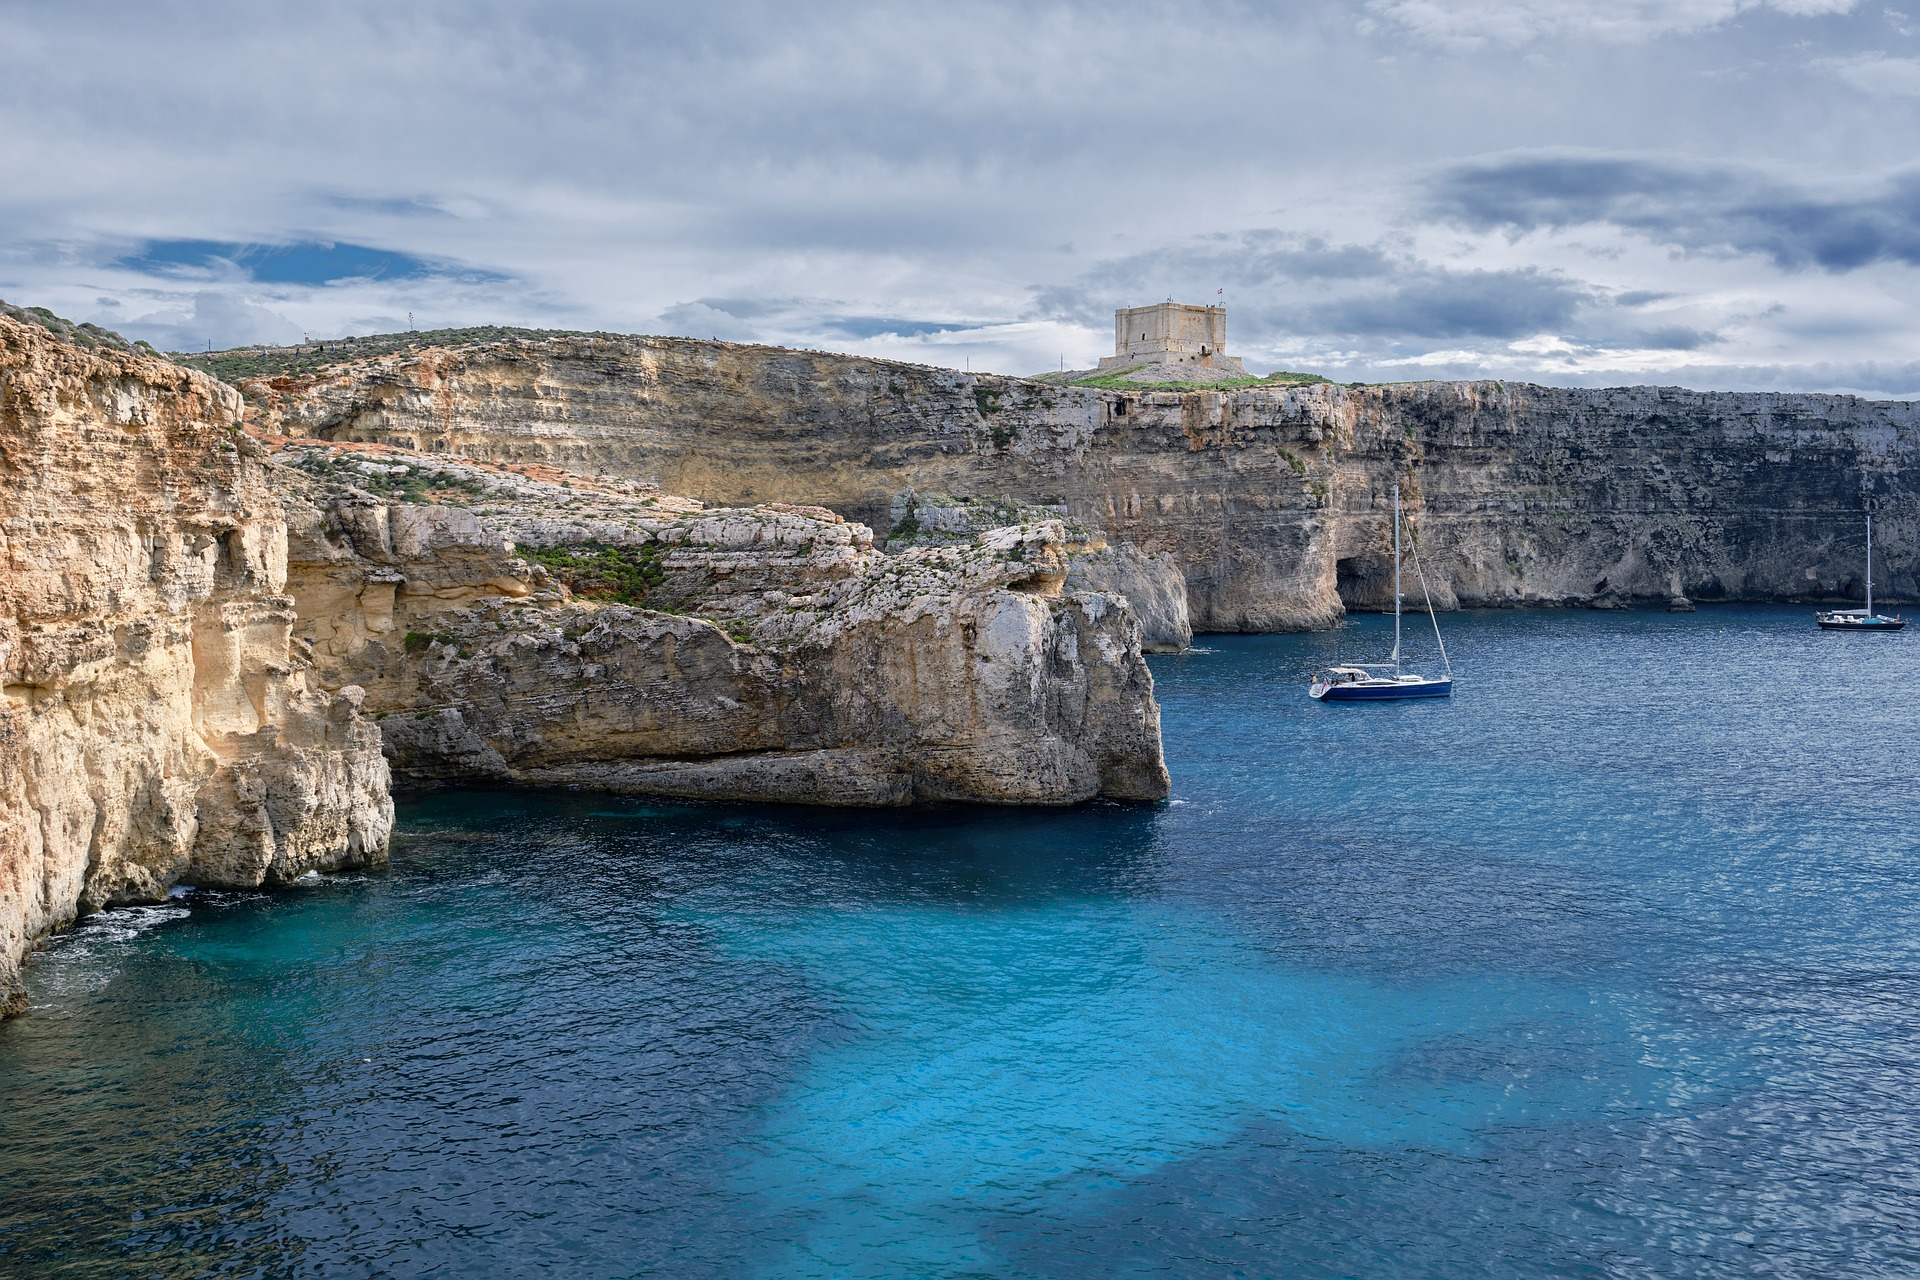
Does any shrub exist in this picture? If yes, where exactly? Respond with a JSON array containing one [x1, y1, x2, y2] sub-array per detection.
[[518, 541, 667, 606]]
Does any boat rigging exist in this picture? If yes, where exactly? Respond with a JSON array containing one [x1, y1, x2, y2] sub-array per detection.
[[1816, 502, 1906, 632], [1310, 484, 1454, 701]]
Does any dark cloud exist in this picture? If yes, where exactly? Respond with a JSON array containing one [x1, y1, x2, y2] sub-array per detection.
[[1039, 234, 1592, 345], [1309, 266, 1590, 340], [1631, 325, 1722, 350], [1429, 154, 1920, 271]]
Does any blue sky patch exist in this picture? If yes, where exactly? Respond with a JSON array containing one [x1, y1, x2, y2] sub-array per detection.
[[115, 239, 458, 285], [823, 317, 980, 340]]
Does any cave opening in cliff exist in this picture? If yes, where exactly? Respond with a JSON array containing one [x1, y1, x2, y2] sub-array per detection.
[[1335, 555, 1395, 612]]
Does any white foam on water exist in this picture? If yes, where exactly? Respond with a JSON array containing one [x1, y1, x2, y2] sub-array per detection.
[[73, 903, 191, 944]]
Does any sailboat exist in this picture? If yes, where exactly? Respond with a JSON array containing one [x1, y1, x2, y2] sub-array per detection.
[[1310, 484, 1454, 700], [1816, 507, 1906, 631]]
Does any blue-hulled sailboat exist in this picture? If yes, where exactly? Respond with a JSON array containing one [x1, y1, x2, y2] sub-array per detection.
[[1310, 484, 1454, 701], [1816, 509, 1906, 632]]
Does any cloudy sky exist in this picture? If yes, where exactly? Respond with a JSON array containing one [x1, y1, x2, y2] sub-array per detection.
[[3, 0, 1918, 392]]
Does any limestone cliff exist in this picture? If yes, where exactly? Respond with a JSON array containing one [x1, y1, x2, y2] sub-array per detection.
[[273, 441, 1169, 806], [2, 311, 1175, 1016], [0, 315, 392, 1014], [886, 491, 1193, 653], [238, 335, 1920, 627]]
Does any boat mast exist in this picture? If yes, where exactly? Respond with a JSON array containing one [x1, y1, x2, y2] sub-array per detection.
[[1867, 511, 1875, 615], [1392, 483, 1403, 674]]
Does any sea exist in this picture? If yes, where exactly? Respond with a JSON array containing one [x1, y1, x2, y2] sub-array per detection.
[[3, 605, 1917, 1279]]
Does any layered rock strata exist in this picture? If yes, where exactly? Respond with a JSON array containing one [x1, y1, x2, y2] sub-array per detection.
[[1, 309, 1175, 1015], [0, 316, 393, 1014], [274, 441, 1170, 805], [887, 491, 1193, 653], [241, 336, 1920, 627]]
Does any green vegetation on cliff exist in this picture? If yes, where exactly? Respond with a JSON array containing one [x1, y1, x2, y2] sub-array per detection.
[[0, 299, 157, 357], [518, 541, 668, 606], [176, 325, 628, 383], [1036, 368, 1331, 392]]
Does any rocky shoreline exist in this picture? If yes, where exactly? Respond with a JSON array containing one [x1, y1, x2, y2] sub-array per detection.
[[10, 307, 1920, 1013], [0, 314, 1170, 1014]]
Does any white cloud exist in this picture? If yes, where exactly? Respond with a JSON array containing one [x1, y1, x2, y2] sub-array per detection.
[[657, 302, 762, 343], [0, 1, 1912, 391], [1818, 53, 1920, 95], [119, 292, 303, 352], [1367, 0, 1859, 46]]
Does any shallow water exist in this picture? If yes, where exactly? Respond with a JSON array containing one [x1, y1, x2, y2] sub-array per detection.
[[3, 606, 1919, 1278]]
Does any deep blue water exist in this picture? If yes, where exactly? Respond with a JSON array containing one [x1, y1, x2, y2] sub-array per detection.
[[4, 606, 1919, 1278]]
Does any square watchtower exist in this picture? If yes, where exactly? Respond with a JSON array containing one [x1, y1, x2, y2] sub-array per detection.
[[1097, 302, 1246, 373]]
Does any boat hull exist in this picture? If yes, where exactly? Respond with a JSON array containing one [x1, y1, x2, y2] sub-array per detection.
[[1312, 678, 1453, 701], [1816, 615, 1907, 631]]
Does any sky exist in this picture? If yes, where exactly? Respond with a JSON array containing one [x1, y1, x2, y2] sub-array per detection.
[[3, 0, 1919, 393]]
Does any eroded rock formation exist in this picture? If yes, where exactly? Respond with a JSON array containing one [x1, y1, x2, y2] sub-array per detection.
[[239, 335, 1920, 626], [886, 491, 1193, 653], [1, 314, 1175, 1014], [0, 316, 393, 1013], [274, 442, 1169, 806]]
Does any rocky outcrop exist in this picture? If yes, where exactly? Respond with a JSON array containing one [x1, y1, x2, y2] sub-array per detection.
[[274, 442, 1169, 806], [1, 309, 1176, 1014], [0, 315, 392, 1014], [243, 335, 1920, 626], [1065, 544, 1193, 654], [886, 491, 1192, 653]]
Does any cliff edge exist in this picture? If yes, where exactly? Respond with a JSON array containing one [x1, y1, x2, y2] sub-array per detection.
[[272, 440, 1169, 806], [0, 315, 393, 1014], [1, 312, 1173, 1012], [233, 333, 1920, 628]]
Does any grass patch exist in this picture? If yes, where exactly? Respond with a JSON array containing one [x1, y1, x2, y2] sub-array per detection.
[[519, 541, 667, 606], [891, 499, 922, 540], [1057, 369, 1332, 393], [403, 631, 457, 655], [284, 451, 487, 503]]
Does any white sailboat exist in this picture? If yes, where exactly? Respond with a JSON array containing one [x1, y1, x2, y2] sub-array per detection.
[[1816, 507, 1905, 631], [1309, 484, 1454, 701]]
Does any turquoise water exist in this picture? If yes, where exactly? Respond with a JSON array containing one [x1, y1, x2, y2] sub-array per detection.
[[4, 606, 1919, 1277]]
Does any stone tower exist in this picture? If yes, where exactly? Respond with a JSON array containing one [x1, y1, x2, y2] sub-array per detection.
[[1097, 302, 1247, 375]]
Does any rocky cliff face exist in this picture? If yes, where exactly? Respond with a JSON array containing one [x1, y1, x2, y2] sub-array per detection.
[[0, 316, 393, 1014], [243, 336, 1920, 626], [2, 312, 1174, 1014], [273, 441, 1169, 806]]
